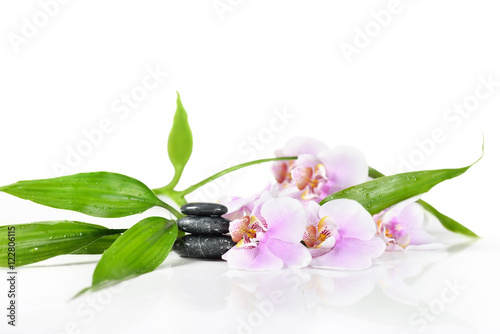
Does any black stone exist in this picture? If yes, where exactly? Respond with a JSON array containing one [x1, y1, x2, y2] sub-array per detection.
[[180, 202, 228, 216], [173, 235, 236, 258], [177, 216, 230, 234]]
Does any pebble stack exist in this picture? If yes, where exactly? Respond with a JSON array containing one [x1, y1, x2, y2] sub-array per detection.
[[172, 203, 236, 259]]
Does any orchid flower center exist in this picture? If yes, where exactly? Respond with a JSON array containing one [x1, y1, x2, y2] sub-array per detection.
[[229, 215, 267, 248], [377, 217, 411, 248], [386, 219, 403, 238], [245, 228, 257, 239], [303, 216, 336, 249], [291, 164, 327, 200], [272, 161, 294, 184]]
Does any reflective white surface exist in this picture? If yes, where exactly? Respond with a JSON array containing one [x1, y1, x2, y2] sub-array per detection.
[[1, 1, 500, 333], [1, 235, 498, 334]]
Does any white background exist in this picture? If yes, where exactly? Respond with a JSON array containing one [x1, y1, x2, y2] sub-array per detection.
[[0, 1, 499, 333]]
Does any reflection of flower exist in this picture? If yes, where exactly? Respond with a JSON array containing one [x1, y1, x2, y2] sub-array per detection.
[[273, 137, 368, 202], [303, 200, 386, 269], [221, 243, 452, 328], [303, 267, 383, 307], [225, 269, 311, 307], [375, 249, 449, 305], [222, 193, 311, 270], [374, 199, 439, 250]]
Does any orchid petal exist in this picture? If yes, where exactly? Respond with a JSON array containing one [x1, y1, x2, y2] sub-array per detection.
[[223, 244, 283, 270], [408, 228, 437, 246], [314, 164, 327, 180], [319, 199, 376, 240], [260, 197, 307, 243], [221, 185, 275, 221], [318, 146, 368, 191], [305, 201, 321, 226], [303, 225, 318, 248], [266, 238, 312, 268], [398, 202, 425, 229], [396, 232, 411, 248], [301, 187, 319, 201], [310, 237, 386, 270], [316, 235, 336, 250], [308, 246, 332, 259], [385, 244, 405, 251], [272, 162, 288, 183], [251, 191, 273, 225], [382, 196, 422, 217], [317, 215, 336, 233], [279, 137, 329, 156], [291, 167, 313, 190], [229, 216, 250, 242], [295, 154, 322, 169]]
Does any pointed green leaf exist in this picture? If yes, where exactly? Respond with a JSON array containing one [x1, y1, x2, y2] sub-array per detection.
[[166, 92, 193, 189], [0, 172, 180, 218], [368, 167, 385, 179], [91, 216, 178, 289], [71, 235, 122, 254], [417, 201, 478, 237], [321, 160, 479, 215], [0, 221, 125, 267], [368, 166, 478, 237]]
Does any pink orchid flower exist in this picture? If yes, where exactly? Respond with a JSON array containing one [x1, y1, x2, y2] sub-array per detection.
[[272, 137, 368, 202], [222, 193, 312, 270], [303, 200, 386, 269], [220, 184, 278, 222], [374, 199, 439, 251]]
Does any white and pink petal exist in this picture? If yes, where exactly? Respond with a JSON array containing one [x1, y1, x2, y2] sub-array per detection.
[[279, 137, 329, 157], [222, 244, 284, 270], [265, 238, 311, 268], [319, 199, 376, 241], [310, 237, 386, 270], [318, 146, 368, 190], [260, 197, 307, 243]]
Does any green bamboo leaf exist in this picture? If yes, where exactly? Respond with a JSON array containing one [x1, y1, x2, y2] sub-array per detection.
[[0, 221, 125, 267], [418, 201, 478, 237], [369, 166, 478, 237], [321, 158, 480, 215], [90, 216, 178, 289], [71, 235, 122, 255], [166, 92, 193, 190], [368, 167, 385, 179], [0, 172, 181, 219]]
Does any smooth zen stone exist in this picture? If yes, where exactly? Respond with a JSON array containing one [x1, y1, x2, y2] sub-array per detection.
[[173, 235, 236, 258], [177, 216, 230, 234], [180, 202, 228, 216]]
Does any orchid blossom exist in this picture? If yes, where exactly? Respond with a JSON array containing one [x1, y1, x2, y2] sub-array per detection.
[[303, 200, 386, 269], [220, 185, 278, 222], [374, 199, 439, 250], [272, 137, 368, 202], [222, 193, 312, 270]]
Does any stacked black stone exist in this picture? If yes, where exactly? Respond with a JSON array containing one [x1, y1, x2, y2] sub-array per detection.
[[172, 203, 236, 259]]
